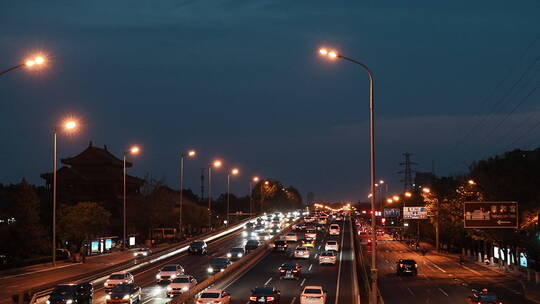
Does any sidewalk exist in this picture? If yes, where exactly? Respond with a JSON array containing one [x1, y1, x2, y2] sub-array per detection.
[[413, 240, 540, 304]]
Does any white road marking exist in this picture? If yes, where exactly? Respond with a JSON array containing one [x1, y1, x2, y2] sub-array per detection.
[[334, 220, 347, 304], [308, 264, 313, 271], [407, 287, 415, 296], [300, 278, 306, 286], [385, 259, 389, 263], [142, 298, 155, 304], [264, 277, 272, 285], [438, 287, 449, 297], [429, 262, 447, 273], [290, 296, 297, 304], [461, 264, 481, 275]]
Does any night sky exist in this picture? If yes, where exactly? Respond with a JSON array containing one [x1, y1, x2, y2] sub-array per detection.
[[1, 1, 539, 202]]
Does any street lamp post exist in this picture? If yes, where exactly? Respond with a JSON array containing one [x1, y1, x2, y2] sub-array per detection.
[[251, 177, 260, 216], [1, 55, 46, 76], [123, 146, 140, 250], [226, 168, 240, 226], [208, 160, 222, 229], [319, 47, 377, 304], [52, 119, 78, 267], [179, 150, 196, 237]]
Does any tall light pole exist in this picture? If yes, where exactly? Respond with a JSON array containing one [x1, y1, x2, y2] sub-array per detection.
[[250, 176, 260, 215], [208, 160, 222, 229], [1, 55, 46, 76], [226, 168, 240, 226], [52, 118, 78, 267], [179, 150, 196, 237], [123, 145, 140, 250], [261, 180, 269, 213], [319, 47, 377, 304]]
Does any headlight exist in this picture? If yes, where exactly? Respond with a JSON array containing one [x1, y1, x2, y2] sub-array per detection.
[[66, 300, 73, 304], [171, 274, 177, 278], [46, 301, 50, 304], [133, 253, 138, 256], [104, 282, 109, 287], [106, 295, 111, 300], [123, 295, 130, 300], [156, 274, 161, 279], [242, 231, 247, 237], [143, 252, 147, 256], [207, 267, 213, 272], [237, 253, 243, 257], [220, 269, 225, 272], [227, 253, 232, 257], [182, 286, 189, 291], [277, 229, 281, 232], [167, 286, 172, 291]]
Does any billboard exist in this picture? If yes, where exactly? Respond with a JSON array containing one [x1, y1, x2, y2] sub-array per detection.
[[464, 202, 518, 228], [403, 207, 428, 219], [384, 208, 401, 217]]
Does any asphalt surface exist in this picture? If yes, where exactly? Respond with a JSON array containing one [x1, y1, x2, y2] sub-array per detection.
[[371, 234, 533, 304], [218, 217, 356, 304]]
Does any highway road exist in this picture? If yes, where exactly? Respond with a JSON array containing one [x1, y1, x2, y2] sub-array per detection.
[[215, 217, 357, 304], [372, 235, 533, 304]]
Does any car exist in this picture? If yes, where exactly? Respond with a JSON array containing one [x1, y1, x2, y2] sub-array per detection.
[[293, 223, 307, 231], [132, 248, 151, 257], [294, 246, 310, 259], [245, 222, 255, 229], [300, 286, 327, 304], [242, 229, 256, 239], [329, 224, 340, 235], [314, 223, 326, 231], [279, 263, 301, 280], [188, 240, 208, 255], [249, 286, 281, 304], [467, 288, 502, 304], [156, 264, 185, 283], [105, 283, 141, 304], [318, 217, 327, 225], [166, 275, 197, 297], [254, 224, 265, 232], [319, 251, 337, 265], [207, 257, 231, 274], [196, 289, 231, 304], [305, 229, 317, 240], [269, 226, 281, 235], [245, 239, 260, 251], [46, 283, 93, 304], [396, 259, 418, 276], [227, 247, 245, 260], [272, 240, 288, 252], [104, 272, 134, 292], [285, 232, 298, 242], [301, 239, 315, 248], [324, 241, 339, 252], [257, 231, 271, 241]]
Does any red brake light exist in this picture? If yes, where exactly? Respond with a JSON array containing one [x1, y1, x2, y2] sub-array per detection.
[[267, 296, 275, 301], [400, 264, 403, 267], [280, 269, 285, 272], [293, 269, 298, 272], [250, 297, 257, 301], [415, 263, 418, 268]]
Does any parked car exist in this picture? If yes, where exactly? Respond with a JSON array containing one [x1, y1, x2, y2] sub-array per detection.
[[318, 251, 336, 265], [156, 264, 185, 283], [105, 283, 141, 303], [396, 259, 418, 276], [104, 272, 134, 292], [300, 286, 327, 304], [279, 263, 301, 280], [133, 248, 151, 257], [249, 286, 281, 304], [46, 283, 93, 304], [166, 275, 197, 297], [207, 257, 231, 274], [188, 241, 208, 255], [196, 289, 231, 304], [227, 247, 245, 260]]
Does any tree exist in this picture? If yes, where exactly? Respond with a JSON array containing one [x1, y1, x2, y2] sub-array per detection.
[[57, 202, 111, 249]]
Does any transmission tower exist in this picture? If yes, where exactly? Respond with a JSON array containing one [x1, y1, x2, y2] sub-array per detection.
[[398, 153, 417, 191]]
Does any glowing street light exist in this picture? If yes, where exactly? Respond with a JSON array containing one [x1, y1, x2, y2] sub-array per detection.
[[422, 187, 431, 193], [179, 149, 197, 237], [208, 159, 223, 228], [51, 117, 79, 266], [1, 54, 47, 77], [123, 145, 141, 249], [386, 198, 393, 204], [318, 45, 377, 303], [226, 168, 240, 225], [404, 191, 412, 198], [392, 195, 400, 202], [468, 179, 476, 185], [253, 176, 260, 182]]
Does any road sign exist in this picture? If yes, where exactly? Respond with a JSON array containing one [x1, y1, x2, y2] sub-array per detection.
[[463, 201, 518, 228], [403, 207, 428, 219], [384, 208, 400, 217]]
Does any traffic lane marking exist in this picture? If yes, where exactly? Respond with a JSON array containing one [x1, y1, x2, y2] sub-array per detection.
[[264, 277, 272, 285]]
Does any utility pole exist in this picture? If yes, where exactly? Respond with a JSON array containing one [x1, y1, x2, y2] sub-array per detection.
[[398, 153, 417, 191]]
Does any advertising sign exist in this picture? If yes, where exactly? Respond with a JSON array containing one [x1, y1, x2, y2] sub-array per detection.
[[384, 208, 401, 217], [129, 236, 136, 246], [519, 252, 527, 267], [105, 239, 112, 250], [91, 241, 99, 253], [464, 202, 518, 228], [403, 207, 428, 219]]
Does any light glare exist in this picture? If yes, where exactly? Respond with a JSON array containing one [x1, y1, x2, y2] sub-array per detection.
[[130, 146, 140, 154]]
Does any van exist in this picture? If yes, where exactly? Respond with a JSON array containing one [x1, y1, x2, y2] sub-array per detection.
[[329, 224, 340, 235]]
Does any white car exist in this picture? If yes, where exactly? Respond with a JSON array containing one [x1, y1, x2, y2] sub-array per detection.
[[285, 232, 298, 242], [156, 264, 185, 283], [294, 246, 310, 259], [166, 275, 197, 297], [133, 247, 151, 257], [329, 224, 340, 235], [319, 251, 337, 265], [325, 240, 339, 252], [305, 229, 317, 240], [257, 231, 271, 241], [300, 286, 327, 304], [196, 289, 231, 304], [104, 272, 134, 291]]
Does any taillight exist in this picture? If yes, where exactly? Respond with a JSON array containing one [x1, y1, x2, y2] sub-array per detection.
[[267, 296, 275, 301], [415, 264, 418, 268], [293, 270, 298, 272], [280, 269, 285, 273], [400, 264, 403, 267], [250, 296, 257, 301]]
